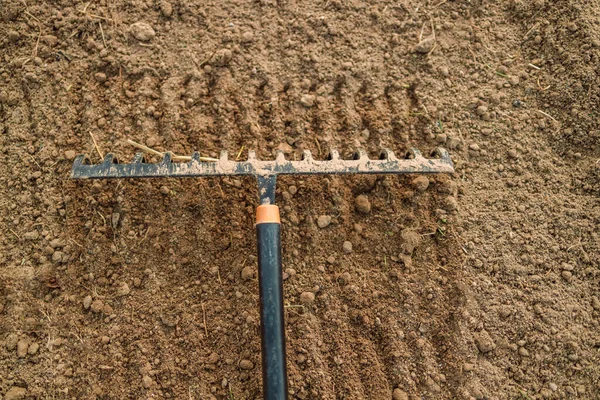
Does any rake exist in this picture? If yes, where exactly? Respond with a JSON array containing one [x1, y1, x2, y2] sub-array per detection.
[[71, 147, 454, 399]]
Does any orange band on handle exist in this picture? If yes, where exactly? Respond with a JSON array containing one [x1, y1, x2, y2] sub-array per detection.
[[256, 204, 280, 224]]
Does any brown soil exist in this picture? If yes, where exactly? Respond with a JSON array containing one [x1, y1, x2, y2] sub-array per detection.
[[1, 0, 599, 399]]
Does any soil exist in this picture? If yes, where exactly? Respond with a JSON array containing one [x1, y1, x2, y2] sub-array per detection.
[[1, 0, 599, 399]]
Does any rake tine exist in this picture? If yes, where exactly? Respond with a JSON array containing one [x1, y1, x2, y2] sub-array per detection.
[[220, 150, 229, 162], [132, 152, 146, 164], [301, 150, 313, 162], [432, 147, 451, 161], [406, 148, 423, 159], [160, 152, 172, 164], [248, 150, 257, 161], [327, 149, 340, 161], [275, 150, 286, 163], [102, 153, 116, 165], [379, 148, 397, 161], [191, 152, 201, 162], [353, 148, 368, 160]]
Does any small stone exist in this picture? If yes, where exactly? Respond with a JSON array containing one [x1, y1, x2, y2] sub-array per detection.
[[317, 215, 332, 229], [288, 185, 298, 195], [24, 231, 39, 240], [6, 334, 18, 351], [159, 0, 173, 17], [28, 342, 40, 355], [83, 295, 93, 310], [213, 48, 233, 66], [90, 299, 104, 313], [567, 353, 579, 361], [548, 383, 557, 392], [239, 359, 254, 370], [399, 229, 421, 254], [7, 30, 20, 43], [476, 105, 488, 116], [592, 296, 600, 310], [17, 339, 29, 357], [299, 94, 315, 108], [442, 196, 458, 212], [159, 185, 170, 195], [241, 266, 254, 281], [342, 241, 353, 254], [52, 251, 64, 263], [117, 282, 130, 296], [508, 75, 520, 86], [142, 375, 153, 388], [101, 336, 111, 344], [561, 270, 572, 282], [49, 238, 65, 248], [469, 143, 480, 151], [413, 37, 435, 53], [299, 291, 315, 304], [355, 195, 371, 214], [64, 150, 77, 160], [4, 387, 27, 400], [94, 72, 107, 83], [518, 347, 529, 357], [411, 176, 429, 192], [474, 330, 495, 354], [130, 22, 155, 42], [241, 31, 254, 43], [392, 388, 409, 400], [463, 363, 474, 372]]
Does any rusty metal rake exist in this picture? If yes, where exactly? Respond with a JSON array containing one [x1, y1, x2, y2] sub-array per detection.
[[71, 147, 454, 399]]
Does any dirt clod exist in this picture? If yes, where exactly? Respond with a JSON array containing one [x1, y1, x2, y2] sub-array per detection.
[[241, 266, 254, 281], [83, 295, 92, 310], [130, 22, 156, 42], [392, 388, 409, 400], [90, 300, 105, 313], [474, 330, 496, 354], [213, 49, 233, 66], [412, 176, 430, 192], [317, 215, 332, 228], [141, 375, 153, 388], [239, 359, 254, 370], [16, 339, 28, 358], [413, 37, 435, 53], [4, 387, 27, 400], [343, 241, 353, 254], [354, 195, 371, 214], [300, 292, 315, 304]]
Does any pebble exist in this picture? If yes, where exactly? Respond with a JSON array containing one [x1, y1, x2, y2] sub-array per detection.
[[241, 31, 254, 43], [355, 195, 371, 214], [469, 143, 480, 151], [28, 342, 39, 355], [476, 105, 488, 116], [130, 22, 156, 42], [411, 176, 429, 192], [117, 282, 131, 296], [288, 185, 298, 195], [142, 375, 153, 388], [7, 30, 20, 43], [239, 359, 254, 370], [342, 241, 353, 254], [90, 299, 105, 313], [101, 336, 111, 344], [392, 388, 409, 400], [592, 296, 600, 310], [159, 0, 173, 17], [52, 251, 65, 263], [17, 339, 29, 357], [83, 295, 93, 310], [300, 291, 315, 304], [4, 387, 27, 400], [474, 330, 495, 353], [213, 48, 233, 66], [463, 363, 474, 372], [24, 231, 39, 240], [64, 150, 77, 160], [317, 215, 331, 228], [94, 72, 107, 83], [49, 238, 65, 248], [442, 196, 458, 212], [509, 75, 520, 86], [299, 94, 316, 108], [518, 347, 529, 357], [241, 266, 254, 281], [548, 382, 557, 391], [561, 270, 572, 282], [413, 37, 435, 53]]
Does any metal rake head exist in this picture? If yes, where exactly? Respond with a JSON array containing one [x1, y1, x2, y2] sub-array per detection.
[[71, 147, 454, 203]]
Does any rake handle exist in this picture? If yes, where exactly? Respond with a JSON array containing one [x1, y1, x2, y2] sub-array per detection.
[[256, 205, 288, 400]]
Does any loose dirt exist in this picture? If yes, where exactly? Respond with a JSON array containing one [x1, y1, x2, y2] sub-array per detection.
[[1, 0, 599, 399]]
